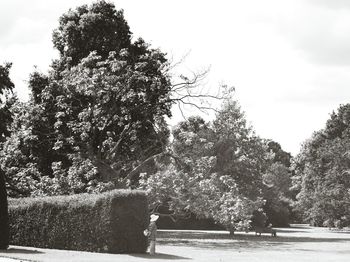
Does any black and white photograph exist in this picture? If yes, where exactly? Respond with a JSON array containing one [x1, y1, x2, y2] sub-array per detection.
[[0, 0, 349, 261]]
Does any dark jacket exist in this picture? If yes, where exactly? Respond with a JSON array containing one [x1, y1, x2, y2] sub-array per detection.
[[148, 221, 157, 241]]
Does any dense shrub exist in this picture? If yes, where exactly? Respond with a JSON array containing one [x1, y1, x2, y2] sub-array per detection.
[[8, 190, 148, 253], [0, 170, 9, 249], [264, 200, 291, 227], [157, 213, 223, 230]]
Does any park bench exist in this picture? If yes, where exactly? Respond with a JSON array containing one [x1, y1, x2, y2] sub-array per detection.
[[254, 226, 277, 237]]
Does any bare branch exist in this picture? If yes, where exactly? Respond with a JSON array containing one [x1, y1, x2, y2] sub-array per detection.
[[124, 152, 165, 181], [124, 151, 184, 181], [110, 124, 130, 156], [167, 67, 232, 119], [166, 50, 192, 73], [178, 103, 187, 121], [175, 99, 220, 114], [171, 68, 209, 91]]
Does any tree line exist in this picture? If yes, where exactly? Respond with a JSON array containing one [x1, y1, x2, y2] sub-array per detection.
[[0, 0, 349, 230]]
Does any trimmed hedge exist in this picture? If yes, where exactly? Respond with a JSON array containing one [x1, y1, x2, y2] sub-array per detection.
[[8, 190, 148, 253]]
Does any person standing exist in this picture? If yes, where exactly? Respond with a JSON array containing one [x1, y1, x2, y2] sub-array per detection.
[[146, 214, 159, 255]]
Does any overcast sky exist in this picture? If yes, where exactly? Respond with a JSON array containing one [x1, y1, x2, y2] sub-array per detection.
[[1, 0, 350, 155]]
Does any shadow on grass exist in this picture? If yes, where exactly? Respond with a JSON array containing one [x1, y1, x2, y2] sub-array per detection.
[[274, 229, 309, 233], [159, 230, 350, 242], [130, 252, 191, 260], [1, 247, 43, 254], [157, 230, 350, 251]]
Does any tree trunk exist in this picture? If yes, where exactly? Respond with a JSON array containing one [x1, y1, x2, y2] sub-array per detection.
[[94, 159, 120, 182], [0, 169, 9, 249], [228, 227, 235, 236]]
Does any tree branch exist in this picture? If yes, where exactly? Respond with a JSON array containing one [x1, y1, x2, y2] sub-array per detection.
[[124, 151, 184, 181], [110, 124, 130, 156]]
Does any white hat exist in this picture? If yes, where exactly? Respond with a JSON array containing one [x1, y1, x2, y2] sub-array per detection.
[[150, 214, 159, 222]]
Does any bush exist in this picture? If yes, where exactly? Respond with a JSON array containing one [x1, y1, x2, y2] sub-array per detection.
[[157, 213, 223, 230], [264, 200, 291, 227], [9, 190, 148, 253], [0, 170, 9, 249], [250, 210, 268, 228]]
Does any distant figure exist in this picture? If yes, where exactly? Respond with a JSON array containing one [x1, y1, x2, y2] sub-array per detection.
[[144, 214, 159, 255]]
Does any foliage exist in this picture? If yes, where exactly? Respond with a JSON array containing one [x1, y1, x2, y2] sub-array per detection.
[[140, 100, 269, 231], [266, 140, 292, 167], [263, 162, 292, 198], [0, 63, 16, 143], [156, 212, 223, 230], [0, 62, 14, 249], [212, 100, 269, 198], [52, 0, 131, 67], [1, 1, 173, 196], [294, 104, 350, 227], [0, 101, 45, 197], [0, 0, 297, 233], [9, 189, 148, 253], [261, 161, 293, 226], [1, 0, 226, 198]]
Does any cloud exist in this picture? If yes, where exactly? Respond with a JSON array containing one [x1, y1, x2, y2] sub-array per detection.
[[308, 0, 350, 10], [0, 0, 89, 45], [0, 0, 90, 100], [260, 0, 350, 66]]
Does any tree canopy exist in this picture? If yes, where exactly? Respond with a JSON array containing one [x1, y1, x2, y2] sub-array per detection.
[[293, 104, 350, 228], [52, 0, 131, 68], [0, 63, 15, 143], [0, 1, 173, 196], [139, 100, 272, 231], [0, 0, 299, 232], [0, 62, 13, 249]]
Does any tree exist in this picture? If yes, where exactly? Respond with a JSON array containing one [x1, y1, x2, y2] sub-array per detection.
[[52, 0, 131, 68], [257, 140, 295, 227], [46, 48, 171, 188], [139, 99, 268, 231], [294, 104, 350, 227], [262, 162, 293, 226], [1, 0, 217, 197], [266, 140, 292, 167], [0, 101, 41, 197], [0, 63, 15, 143], [212, 100, 268, 198]]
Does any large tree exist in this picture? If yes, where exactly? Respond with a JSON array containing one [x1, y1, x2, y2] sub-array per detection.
[[294, 104, 350, 227], [0, 63, 15, 142], [0, 62, 13, 249], [1, 0, 212, 197], [260, 141, 294, 226], [140, 100, 269, 231], [52, 0, 131, 68]]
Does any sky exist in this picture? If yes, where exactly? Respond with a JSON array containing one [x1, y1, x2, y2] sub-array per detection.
[[1, 0, 350, 155]]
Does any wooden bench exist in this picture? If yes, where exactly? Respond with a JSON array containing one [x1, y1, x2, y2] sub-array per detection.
[[254, 226, 277, 237]]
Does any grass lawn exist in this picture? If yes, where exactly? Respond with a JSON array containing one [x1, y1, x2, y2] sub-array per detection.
[[0, 225, 349, 261]]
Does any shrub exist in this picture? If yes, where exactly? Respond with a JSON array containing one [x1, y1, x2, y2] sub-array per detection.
[[157, 212, 223, 230], [250, 210, 268, 228], [264, 200, 291, 227], [0, 170, 9, 249], [9, 190, 148, 253]]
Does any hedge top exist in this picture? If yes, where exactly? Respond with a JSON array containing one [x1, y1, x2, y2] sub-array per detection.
[[8, 189, 147, 208]]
